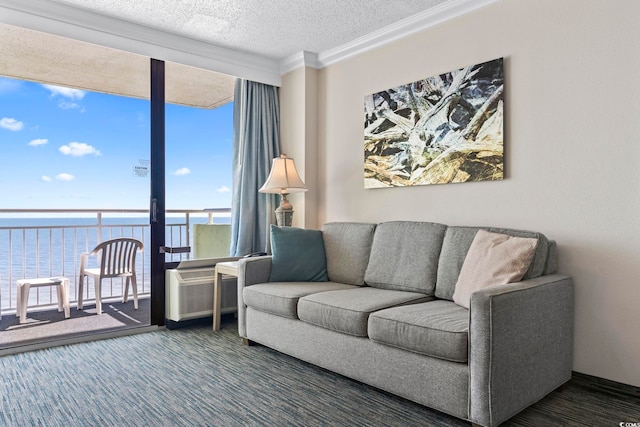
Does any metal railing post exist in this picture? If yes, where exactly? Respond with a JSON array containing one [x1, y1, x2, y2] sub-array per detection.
[[185, 212, 191, 260], [97, 212, 103, 244]]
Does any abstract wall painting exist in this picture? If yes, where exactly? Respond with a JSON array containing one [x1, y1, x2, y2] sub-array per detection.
[[364, 57, 504, 188]]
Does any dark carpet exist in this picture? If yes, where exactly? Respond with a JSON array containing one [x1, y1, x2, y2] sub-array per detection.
[[0, 316, 639, 427]]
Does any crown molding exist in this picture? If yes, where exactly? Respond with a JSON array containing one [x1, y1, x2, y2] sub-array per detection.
[[280, 51, 320, 75], [0, 0, 282, 86], [313, 0, 499, 69], [1, 0, 499, 82]]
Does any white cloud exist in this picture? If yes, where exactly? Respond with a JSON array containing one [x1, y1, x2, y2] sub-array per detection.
[[56, 173, 75, 181], [59, 142, 101, 157], [28, 138, 48, 147], [58, 101, 83, 111], [0, 117, 24, 131], [42, 84, 86, 100], [41, 175, 52, 182], [217, 186, 231, 193], [173, 167, 191, 176]]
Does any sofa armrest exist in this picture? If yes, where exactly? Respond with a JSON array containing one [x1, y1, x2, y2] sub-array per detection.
[[469, 274, 574, 427], [237, 256, 272, 338]]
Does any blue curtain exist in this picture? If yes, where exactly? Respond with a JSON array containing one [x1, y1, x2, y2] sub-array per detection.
[[230, 79, 280, 256]]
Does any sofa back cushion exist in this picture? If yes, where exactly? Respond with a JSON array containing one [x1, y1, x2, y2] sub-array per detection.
[[435, 226, 550, 300], [321, 222, 376, 286], [364, 221, 447, 294], [544, 240, 558, 275]]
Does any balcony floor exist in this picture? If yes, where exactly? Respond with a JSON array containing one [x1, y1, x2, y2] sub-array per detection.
[[0, 297, 150, 350]]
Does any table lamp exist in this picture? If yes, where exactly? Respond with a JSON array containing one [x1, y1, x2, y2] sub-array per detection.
[[259, 154, 307, 226]]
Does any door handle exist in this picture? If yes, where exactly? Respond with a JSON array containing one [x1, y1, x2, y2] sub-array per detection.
[[151, 198, 157, 223]]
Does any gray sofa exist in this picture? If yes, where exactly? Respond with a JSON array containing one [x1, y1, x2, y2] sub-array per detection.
[[236, 221, 573, 427]]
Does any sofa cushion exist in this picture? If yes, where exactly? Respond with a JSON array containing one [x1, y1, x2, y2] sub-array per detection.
[[243, 282, 357, 319], [298, 287, 431, 337], [269, 225, 328, 282], [364, 221, 446, 294], [544, 240, 558, 275], [368, 300, 469, 363], [452, 230, 538, 309], [321, 222, 377, 286], [435, 226, 549, 300]]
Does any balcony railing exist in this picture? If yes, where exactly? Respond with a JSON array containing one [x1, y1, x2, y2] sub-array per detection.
[[0, 208, 231, 317]]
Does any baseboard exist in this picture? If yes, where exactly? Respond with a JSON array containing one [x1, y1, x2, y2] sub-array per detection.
[[571, 371, 640, 394]]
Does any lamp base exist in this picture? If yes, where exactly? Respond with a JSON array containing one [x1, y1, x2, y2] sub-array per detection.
[[275, 207, 294, 227]]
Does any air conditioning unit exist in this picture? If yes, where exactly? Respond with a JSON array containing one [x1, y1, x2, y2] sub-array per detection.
[[166, 258, 238, 325]]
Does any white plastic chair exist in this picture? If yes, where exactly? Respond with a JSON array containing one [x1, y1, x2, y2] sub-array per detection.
[[78, 238, 143, 315]]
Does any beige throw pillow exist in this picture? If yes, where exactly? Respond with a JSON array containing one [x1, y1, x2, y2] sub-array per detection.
[[452, 229, 538, 309]]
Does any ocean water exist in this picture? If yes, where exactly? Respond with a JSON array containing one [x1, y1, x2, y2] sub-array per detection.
[[0, 216, 230, 311]]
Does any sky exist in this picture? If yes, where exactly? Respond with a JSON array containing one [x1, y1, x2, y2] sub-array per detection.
[[0, 76, 233, 212]]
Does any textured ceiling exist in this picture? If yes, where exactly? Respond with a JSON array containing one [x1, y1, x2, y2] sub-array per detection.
[[48, 0, 449, 60], [1, 0, 453, 107]]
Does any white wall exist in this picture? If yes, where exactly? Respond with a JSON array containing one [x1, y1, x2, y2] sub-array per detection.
[[280, 66, 319, 228], [314, 0, 640, 386]]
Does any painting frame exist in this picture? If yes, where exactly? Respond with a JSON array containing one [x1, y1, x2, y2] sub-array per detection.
[[364, 57, 505, 188]]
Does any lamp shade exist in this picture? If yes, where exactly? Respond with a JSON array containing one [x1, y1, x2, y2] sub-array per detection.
[[259, 154, 308, 194]]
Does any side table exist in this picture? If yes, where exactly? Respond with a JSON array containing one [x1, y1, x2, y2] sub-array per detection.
[[16, 277, 71, 323], [213, 261, 238, 331]]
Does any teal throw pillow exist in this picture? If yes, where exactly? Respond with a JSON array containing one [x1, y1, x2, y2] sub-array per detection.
[[269, 225, 328, 282]]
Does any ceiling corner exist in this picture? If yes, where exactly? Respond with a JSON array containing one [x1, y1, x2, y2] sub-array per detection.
[[280, 51, 320, 75]]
